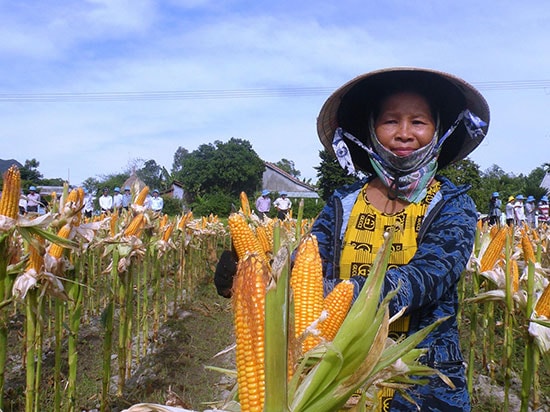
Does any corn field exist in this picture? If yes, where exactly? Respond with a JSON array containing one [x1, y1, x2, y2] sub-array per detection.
[[1, 163, 550, 412]]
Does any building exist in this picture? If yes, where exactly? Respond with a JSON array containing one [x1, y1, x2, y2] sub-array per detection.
[[262, 162, 319, 199]]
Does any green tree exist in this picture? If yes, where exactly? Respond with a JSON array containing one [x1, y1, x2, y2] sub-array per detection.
[[171, 147, 189, 177], [438, 158, 484, 210], [20, 159, 43, 188], [274, 158, 301, 178], [173, 138, 265, 215], [314, 149, 357, 201], [137, 159, 164, 190]]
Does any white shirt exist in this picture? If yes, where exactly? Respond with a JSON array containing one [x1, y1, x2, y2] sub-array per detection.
[[274, 196, 292, 211], [99, 194, 113, 210], [151, 195, 163, 211]]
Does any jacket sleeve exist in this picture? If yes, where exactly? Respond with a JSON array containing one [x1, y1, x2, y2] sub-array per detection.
[[382, 193, 477, 316]]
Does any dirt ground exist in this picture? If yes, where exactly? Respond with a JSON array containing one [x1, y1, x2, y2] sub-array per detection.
[[3, 281, 236, 412]]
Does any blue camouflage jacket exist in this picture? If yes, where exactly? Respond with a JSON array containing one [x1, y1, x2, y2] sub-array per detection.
[[311, 175, 475, 411]]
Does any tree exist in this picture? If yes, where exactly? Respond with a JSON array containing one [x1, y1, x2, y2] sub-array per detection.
[[173, 138, 265, 215], [275, 158, 301, 178], [137, 159, 164, 190], [20, 159, 43, 187], [171, 147, 189, 176], [314, 149, 357, 201]]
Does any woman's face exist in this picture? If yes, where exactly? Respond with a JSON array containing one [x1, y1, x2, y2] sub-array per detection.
[[374, 91, 436, 157]]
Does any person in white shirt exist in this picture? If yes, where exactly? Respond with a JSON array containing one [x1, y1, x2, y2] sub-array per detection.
[[150, 189, 164, 213], [112, 187, 123, 214], [83, 189, 95, 218], [99, 187, 113, 214], [273, 191, 292, 220], [26, 186, 41, 213], [122, 187, 132, 210]]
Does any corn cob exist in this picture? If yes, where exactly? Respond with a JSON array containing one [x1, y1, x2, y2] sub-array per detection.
[[110, 211, 119, 237], [319, 280, 355, 342], [0, 165, 21, 219], [27, 235, 45, 272], [124, 213, 145, 237], [177, 210, 193, 230], [509, 258, 519, 293], [480, 226, 508, 272], [521, 229, 536, 265], [228, 213, 268, 264], [240, 191, 251, 217], [48, 224, 72, 259], [255, 225, 272, 255], [535, 283, 550, 318], [232, 253, 270, 412], [162, 223, 174, 242], [290, 234, 324, 353], [159, 214, 168, 229], [135, 186, 149, 206]]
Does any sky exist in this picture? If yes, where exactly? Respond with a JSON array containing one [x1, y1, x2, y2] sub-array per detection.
[[1, 0, 550, 187]]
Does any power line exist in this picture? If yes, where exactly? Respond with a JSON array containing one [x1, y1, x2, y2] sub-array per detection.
[[0, 80, 549, 102]]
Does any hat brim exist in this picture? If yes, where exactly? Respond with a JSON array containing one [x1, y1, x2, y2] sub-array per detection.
[[317, 67, 490, 173]]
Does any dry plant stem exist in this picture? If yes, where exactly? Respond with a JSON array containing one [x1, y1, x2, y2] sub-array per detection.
[[101, 247, 118, 412], [67, 257, 85, 412], [24, 289, 38, 412], [0, 235, 15, 411], [520, 261, 536, 412], [503, 233, 514, 410], [466, 269, 480, 394], [53, 298, 64, 412]]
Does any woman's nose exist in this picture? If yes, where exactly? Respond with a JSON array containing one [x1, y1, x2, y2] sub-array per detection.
[[396, 121, 413, 140]]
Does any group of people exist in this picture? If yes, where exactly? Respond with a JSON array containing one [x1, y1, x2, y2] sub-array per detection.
[[91, 186, 164, 217], [254, 190, 292, 220], [499, 193, 550, 227], [488, 191, 550, 227], [216, 67, 491, 410]]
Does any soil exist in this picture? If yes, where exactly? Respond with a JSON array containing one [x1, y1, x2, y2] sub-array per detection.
[[2, 281, 236, 412]]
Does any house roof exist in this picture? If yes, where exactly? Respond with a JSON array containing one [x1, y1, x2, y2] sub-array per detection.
[[262, 162, 319, 198]]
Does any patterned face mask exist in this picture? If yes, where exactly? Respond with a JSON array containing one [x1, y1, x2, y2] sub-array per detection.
[[332, 109, 487, 203]]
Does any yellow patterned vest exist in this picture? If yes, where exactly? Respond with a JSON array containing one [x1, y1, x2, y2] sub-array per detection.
[[339, 180, 441, 411]]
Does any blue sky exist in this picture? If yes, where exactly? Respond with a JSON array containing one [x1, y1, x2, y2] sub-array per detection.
[[1, 0, 550, 186]]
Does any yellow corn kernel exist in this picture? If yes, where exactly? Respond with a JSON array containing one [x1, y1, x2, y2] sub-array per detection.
[[228, 213, 268, 264], [177, 210, 193, 230], [535, 283, 550, 318], [27, 235, 45, 272], [232, 253, 269, 412], [134, 186, 149, 206], [124, 213, 145, 237], [319, 280, 355, 342], [48, 224, 72, 259], [480, 226, 508, 272], [162, 223, 174, 242], [509, 259, 519, 293], [159, 214, 168, 229], [255, 225, 272, 255], [110, 211, 119, 237], [240, 191, 251, 217], [0, 165, 21, 219], [290, 234, 324, 353], [521, 229, 536, 265]]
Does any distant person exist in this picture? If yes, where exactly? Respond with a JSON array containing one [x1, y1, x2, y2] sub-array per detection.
[[26, 186, 41, 213], [18, 191, 27, 215], [273, 191, 292, 220], [99, 187, 113, 214], [487, 192, 502, 226], [255, 190, 271, 219], [112, 187, 123, 214], [83, 188, 94, 218], [514, 194, 526, 226], [122, 186, 132, 210], [505, 196, 515, 226], [525, 195, 536, 228], [150, 189, 164, 213], [538, 195, 549, 226]]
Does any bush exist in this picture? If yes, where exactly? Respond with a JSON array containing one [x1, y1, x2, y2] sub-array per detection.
[[191, 192, 237, 217]]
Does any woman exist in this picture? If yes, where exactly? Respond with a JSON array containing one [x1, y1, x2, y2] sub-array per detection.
[[314, 68, 489, 411]]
